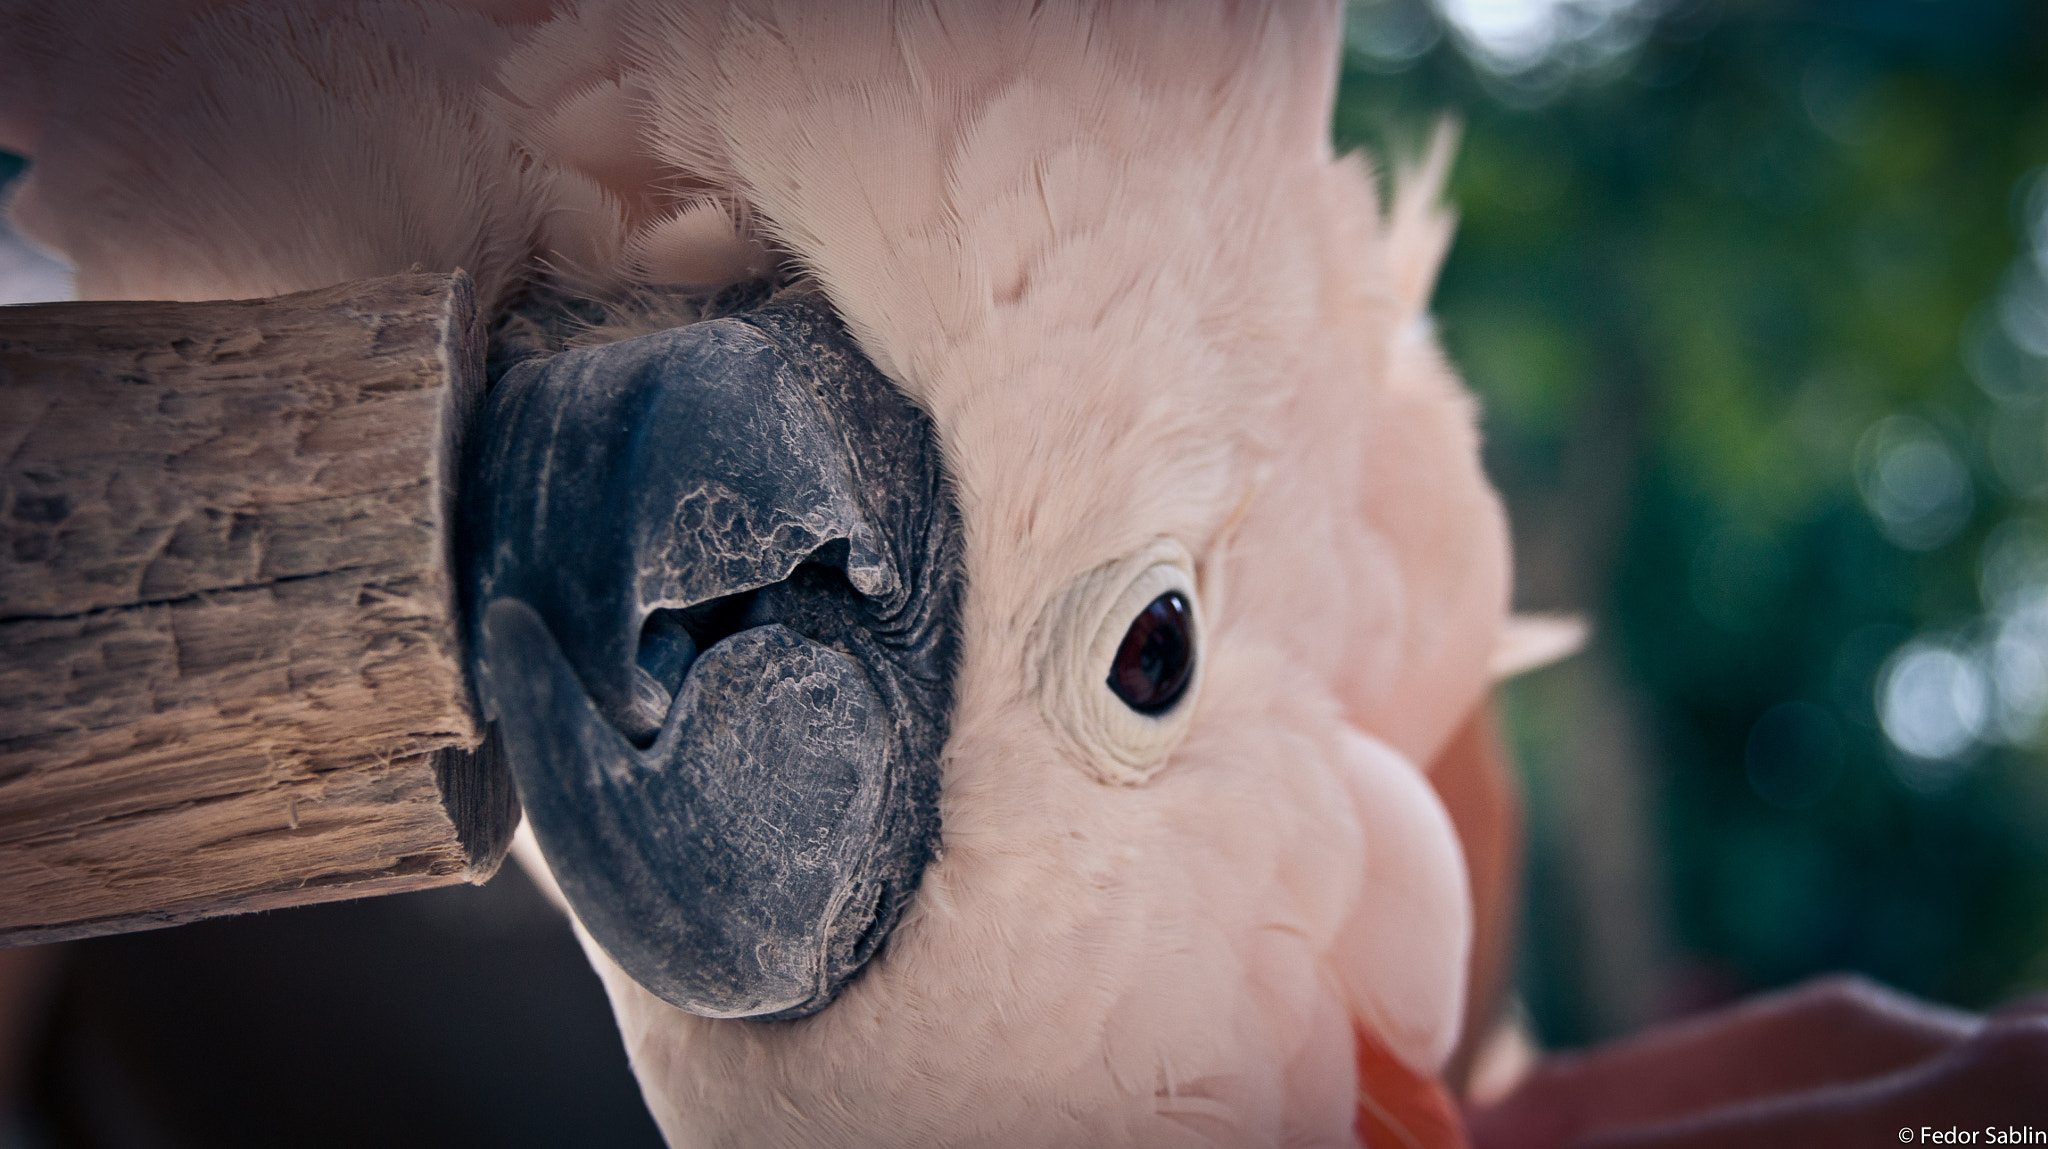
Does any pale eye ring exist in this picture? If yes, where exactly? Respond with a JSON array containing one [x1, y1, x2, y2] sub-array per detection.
[[1108, 591, 1194, 714], [1036, 541, 1203, 785]]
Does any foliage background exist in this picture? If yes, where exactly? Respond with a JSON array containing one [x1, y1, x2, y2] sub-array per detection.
[[1337, 0, 2048, 1046]]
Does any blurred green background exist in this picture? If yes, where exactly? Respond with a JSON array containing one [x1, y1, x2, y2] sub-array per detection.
[[1335, 0, 2048, 1047]]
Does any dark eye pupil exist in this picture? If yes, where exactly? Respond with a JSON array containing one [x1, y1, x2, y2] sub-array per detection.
[[1108, 591, 1194, 714]]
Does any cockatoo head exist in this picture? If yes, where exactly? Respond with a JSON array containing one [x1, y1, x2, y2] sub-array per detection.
[[1, 1, 1511, 1142]]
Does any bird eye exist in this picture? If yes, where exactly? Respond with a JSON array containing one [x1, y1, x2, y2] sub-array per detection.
[[1108, 592, 1194, 714]]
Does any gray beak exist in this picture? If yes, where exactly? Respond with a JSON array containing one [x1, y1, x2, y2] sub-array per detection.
[[463, 295, 959, 1019]]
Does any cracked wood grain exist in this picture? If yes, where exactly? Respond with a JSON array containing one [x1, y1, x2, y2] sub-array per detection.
[[0, 273, 517, 945]]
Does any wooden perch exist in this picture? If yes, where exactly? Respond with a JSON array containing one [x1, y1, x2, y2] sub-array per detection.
[[0, 273, 516, 946]]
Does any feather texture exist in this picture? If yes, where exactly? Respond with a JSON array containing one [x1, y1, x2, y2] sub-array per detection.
[[0, 2, 1511, 1143]]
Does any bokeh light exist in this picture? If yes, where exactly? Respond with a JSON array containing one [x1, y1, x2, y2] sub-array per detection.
[[1879, 639, 1986, 771], [1433, 0, 1652, 74]]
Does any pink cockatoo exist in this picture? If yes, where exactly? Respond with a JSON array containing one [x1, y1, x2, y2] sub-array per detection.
[[0, 2, 1523, 1144]]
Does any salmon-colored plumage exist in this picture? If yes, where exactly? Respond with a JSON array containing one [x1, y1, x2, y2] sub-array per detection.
[[1355, 1025, 1472, 1149]]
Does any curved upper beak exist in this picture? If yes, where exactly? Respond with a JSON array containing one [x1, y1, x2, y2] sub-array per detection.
[[462, 295, 959, 1019]]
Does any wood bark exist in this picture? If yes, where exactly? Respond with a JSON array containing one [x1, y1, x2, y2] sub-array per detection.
[[0, 273, 516, 946]]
